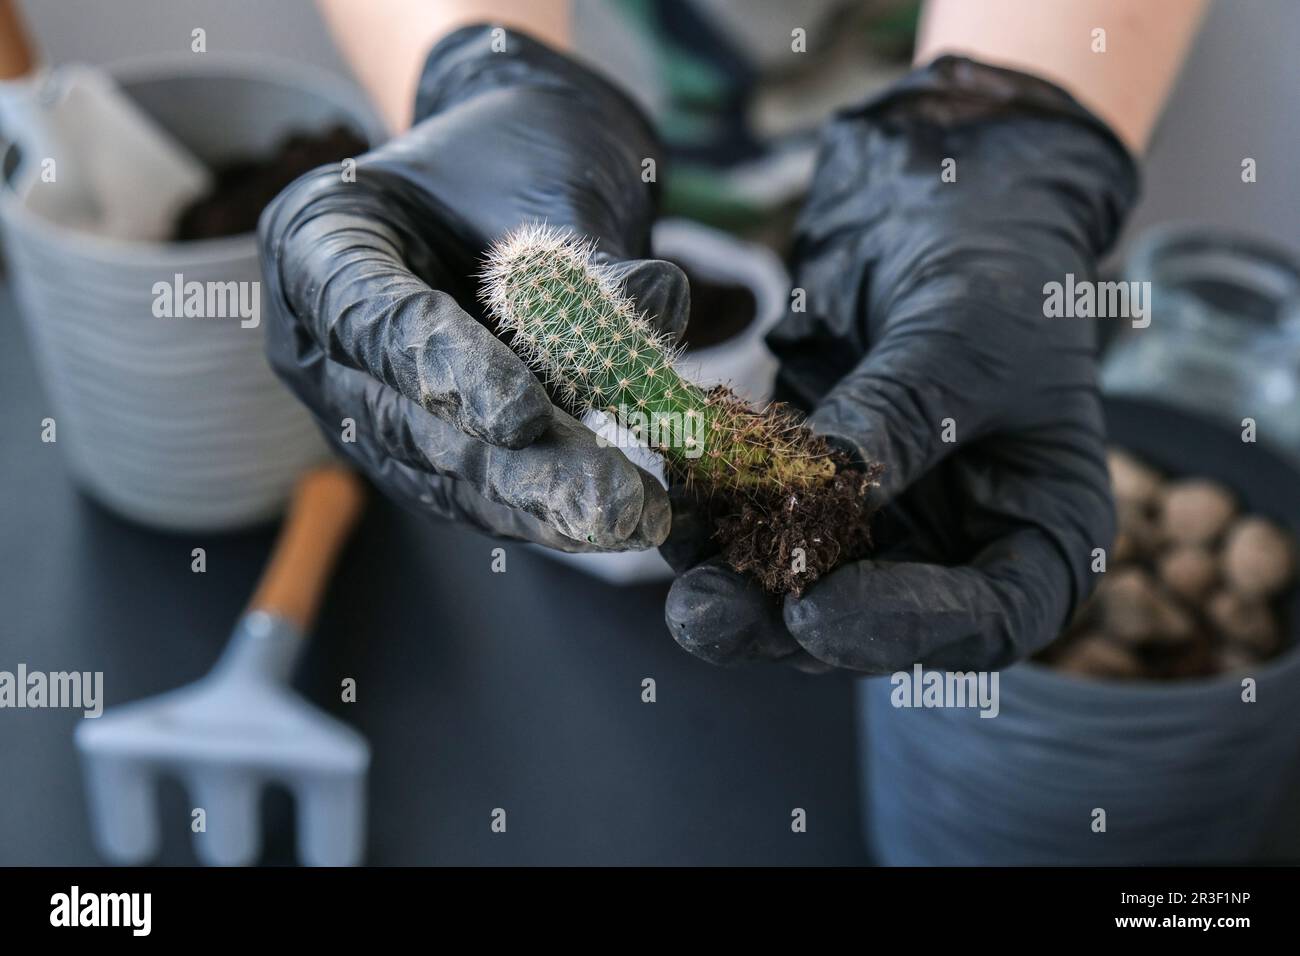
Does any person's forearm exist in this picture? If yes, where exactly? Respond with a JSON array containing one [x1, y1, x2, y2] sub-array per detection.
[[315, 0, 571, 132], [915, 0, 1207, 152]]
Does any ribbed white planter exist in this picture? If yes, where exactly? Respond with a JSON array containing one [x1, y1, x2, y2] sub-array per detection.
[[0, 55, 385, 531]]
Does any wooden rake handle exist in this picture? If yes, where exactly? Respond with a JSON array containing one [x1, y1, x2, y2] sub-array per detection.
[[0, 0, 37, 80], [248, 464, 365, 634]]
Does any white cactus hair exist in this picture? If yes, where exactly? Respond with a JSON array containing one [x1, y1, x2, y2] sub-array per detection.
[[479, 221, 681, 416], [479, 219, 844, 497], [480, 221, 596, 332]]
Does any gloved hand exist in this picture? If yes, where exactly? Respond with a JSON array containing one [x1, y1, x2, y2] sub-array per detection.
[[259, 25, 688, 551], [663, 56, 1138, 673]]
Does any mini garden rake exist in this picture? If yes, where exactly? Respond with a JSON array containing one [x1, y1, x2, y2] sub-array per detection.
[[75, 465, 368, 866]]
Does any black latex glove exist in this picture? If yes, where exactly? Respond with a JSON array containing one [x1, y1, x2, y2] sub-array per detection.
[[258, 26, 689, 551], [663, 56, 1138, 673]]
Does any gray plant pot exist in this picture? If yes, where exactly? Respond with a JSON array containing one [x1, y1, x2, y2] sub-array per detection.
[[858, 396, 1300, 865], [0, 55, 385, 531]]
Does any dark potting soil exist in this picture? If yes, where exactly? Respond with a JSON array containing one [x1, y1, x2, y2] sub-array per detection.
[[715, 449, 880, 596], [674, 263, 757, 350], [172, 125, 368, 241], [669, 390, 882, 596]]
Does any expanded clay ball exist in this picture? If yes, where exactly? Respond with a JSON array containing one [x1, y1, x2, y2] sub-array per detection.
[[1221, 517, 1294, 599], [1115, 501, 1161, 562], [1207, 590, 1281, 656], [1054, 634, 1142, 680], [1160, 479, 1236, 546], [1112, 531, 1136, 565], [1157, 546, 1218, 604], [1097, 568, 1195, 645], [1108, 449, 1164, 507], [1049, 448, 1294, 681], [1215, 645, 1262, 674]]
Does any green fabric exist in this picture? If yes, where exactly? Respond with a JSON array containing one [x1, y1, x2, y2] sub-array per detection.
[[604, 0, 921, 229], [661, 166, 769, 230]]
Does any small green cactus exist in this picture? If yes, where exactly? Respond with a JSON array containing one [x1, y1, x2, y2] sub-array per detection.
[[481, 223, 877, 593], [481, 224, 834, 493]]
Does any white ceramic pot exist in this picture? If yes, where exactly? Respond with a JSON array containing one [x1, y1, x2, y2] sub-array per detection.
[[537, 218, 789, 584], [0, 55, 385, 531]]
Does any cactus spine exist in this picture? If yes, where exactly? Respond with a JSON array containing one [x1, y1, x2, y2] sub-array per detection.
[[481, 223, 835, 495]]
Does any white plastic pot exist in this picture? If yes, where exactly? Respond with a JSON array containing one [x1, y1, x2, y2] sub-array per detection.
[[536, 218, 789, 584], [0, 55, 385, 531]]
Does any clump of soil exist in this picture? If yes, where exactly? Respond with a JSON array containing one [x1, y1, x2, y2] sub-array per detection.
[[711, 448, 879, 595], [173, 125, 368, 241], [1038, 448, 1295, 680], [666, 402, 880, 597]]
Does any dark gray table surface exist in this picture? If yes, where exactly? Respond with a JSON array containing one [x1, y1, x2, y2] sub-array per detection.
[[0, 283, 870, 866]]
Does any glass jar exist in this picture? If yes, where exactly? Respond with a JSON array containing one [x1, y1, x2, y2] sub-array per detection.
[[1102, 226, 1300, 461]]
